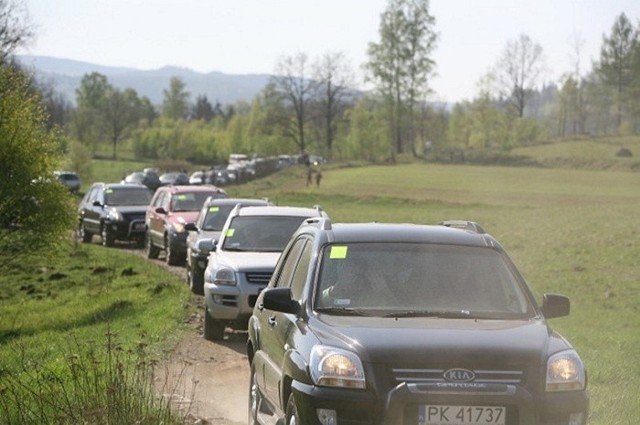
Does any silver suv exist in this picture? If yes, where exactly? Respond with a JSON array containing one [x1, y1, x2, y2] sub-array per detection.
[[203, 205, 327, 341]]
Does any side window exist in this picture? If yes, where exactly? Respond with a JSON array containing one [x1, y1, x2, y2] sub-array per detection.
[[290, 241, 313, 300], [85, 187, 98, 203], [272, 238, 308, 289], [152, 192, 165, 209]]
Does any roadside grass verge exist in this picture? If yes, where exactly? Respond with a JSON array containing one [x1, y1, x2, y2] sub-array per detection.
[[234, 161, 640, 425], [0, 241, 192, 424]]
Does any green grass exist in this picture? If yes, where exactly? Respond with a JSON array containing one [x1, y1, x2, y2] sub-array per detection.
[[233, 161, 640, 425], [0, 241, 192, 423]]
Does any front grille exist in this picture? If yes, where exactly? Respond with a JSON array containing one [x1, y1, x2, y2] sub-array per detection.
[[245, 272, 272, 285], [393, 368, 523, 385]]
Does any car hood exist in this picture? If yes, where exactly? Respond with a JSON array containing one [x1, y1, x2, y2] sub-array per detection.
[[210, 250, 281, 271], [107, 205, 147, 214], [167, 211, 199, 225], [310, 316, 567, 367], [196, 230, 223, 241]]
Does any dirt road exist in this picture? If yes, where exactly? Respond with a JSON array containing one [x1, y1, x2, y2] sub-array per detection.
[[137, 250, 250, 425]]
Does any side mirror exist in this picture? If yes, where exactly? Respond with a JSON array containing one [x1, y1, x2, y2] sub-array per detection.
[[155, 207, 167, 214], [195, 238, 216, 254], [262, 287, 299, 315], [541, 293, 570, 319], [92, 200, 103, 207], [185, 222, 198, 232]]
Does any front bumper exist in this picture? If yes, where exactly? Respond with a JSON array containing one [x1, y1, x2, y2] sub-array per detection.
[[290, 380, 589, 425], [204, 277, 267, 328], [105, 219, 146, 241]]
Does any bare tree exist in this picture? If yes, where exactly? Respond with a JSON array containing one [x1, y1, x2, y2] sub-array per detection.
[[312, 51, 354, 158], [271, 52, 316, 153], [494, 34, 545, 118], [0, 0, 33, 61]]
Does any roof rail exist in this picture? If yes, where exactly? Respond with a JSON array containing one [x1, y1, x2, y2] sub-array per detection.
[[439, 220, 486, 234], [304, 216, 332, 230]]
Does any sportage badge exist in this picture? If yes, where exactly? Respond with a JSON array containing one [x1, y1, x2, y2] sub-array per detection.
[[443, 368, 476, 382]]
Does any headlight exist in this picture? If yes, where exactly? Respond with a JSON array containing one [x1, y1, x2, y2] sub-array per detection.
[[310, 345, 366, 389], [107, 210, 123, 221], [546, 350, 586, 392], [206, 267, 237, 286]]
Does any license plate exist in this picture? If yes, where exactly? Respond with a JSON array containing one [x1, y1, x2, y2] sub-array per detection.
[[419, 405, 506, 425]]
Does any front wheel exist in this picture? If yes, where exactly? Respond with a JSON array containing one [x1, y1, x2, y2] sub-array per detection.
[[248, 364, 262, 425], [101, 225, 114, 247], [79, 223, 92, 243], [187, 264, 204, 295], [285, 393, 301, 425], [165, 237, 181, 266], [203, 306, 225, 341]]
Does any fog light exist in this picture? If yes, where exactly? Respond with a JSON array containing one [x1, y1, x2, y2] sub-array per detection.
[[213, 294, 223, 304], [569, 412, 585, 425], [316, 408, 336, 425]]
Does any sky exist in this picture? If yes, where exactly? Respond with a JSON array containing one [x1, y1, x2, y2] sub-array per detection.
[[17, 0, 640, 103]]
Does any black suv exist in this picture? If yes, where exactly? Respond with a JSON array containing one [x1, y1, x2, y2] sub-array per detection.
[[77, 183, 152, 247], [247, 219, 589, 425]]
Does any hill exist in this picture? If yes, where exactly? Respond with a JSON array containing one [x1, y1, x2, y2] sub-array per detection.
[[16, 55, 271, 106]]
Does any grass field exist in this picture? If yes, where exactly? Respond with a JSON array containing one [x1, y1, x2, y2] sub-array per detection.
[[0, 242, 191, 423], [3, 140, 639, 424], [230, 161, 640, 425]]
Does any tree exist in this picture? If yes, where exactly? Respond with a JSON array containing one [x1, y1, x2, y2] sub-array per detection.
[[493, 34, 545, 118], [73, 72, 111, 151], [103, 87, 144, 158], [162, 76, 190, 120], [192, 94, 214, 122], [597, 13, 638, 131], [0, 63, 74, 271], [366, 0, 438, 159], [271, 52, 317, 154], [0, 0, 33, 61], [312, 51, 354, 159]]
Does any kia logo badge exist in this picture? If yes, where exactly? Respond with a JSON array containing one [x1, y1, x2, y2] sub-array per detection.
[[443, 368, 476, 382]]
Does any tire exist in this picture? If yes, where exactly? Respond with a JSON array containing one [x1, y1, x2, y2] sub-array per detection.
[[146, 232, 160, 259], [248, 364, 262, 425], [188, 264, 204, 295], [101, 225, 114, 247], [165, 237, 180, 266], [203, 306, 225, 341], [285, 393, 300, 425], [79, 223, 92, 243]]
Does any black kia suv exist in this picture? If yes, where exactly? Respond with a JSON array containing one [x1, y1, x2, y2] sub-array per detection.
[[247, 219, 589, 425]]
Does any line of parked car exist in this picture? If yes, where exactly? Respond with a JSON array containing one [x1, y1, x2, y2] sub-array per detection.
[[75, 174, 589, 425]]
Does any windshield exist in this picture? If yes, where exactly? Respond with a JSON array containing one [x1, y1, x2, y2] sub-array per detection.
[[202, 205, 236, 231], [315, 242, 535, 320], [221, 215, 309, 252], [104, 187, 152, 206], [171, 192, 225, 212]]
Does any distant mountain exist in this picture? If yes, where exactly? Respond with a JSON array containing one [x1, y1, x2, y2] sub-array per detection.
[[16, 55, 272, 106]]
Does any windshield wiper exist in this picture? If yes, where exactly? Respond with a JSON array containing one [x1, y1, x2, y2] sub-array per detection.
[[315, 307, 373, 316], [383, 310, 474, 319]]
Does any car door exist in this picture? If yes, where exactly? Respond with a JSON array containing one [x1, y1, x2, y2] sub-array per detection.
[[83, 186, 103, 234], [147, 190, 166, 246], [259, 236, 312, 406]]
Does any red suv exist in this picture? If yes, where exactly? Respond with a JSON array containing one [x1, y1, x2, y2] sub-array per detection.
[[145, 185, 227, 265]]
